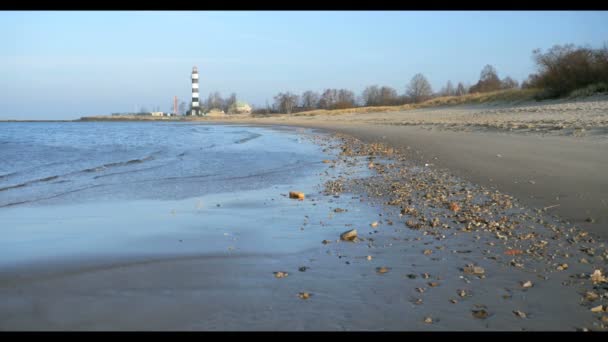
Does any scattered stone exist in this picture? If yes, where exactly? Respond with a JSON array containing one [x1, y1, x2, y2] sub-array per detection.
[[370, 221, 379, 228], [334, 208, 347, 213], [376, 267, 390, 274], [298, 266, 308, 272], [322, 159, 331, 163], [585, 217, 595, 223], [458, 289, 468, 298], [298, 292, 311, 300], [513, 310, 527, 318], [423, 249, 433, 255], [580, 258, 589, 264], [274, 271, 289, 278], [406, 220, 420, 229], [428, 282, 439, 287], [463, 265, 485, 276], [322, 240, 331, 245], [450, 299, 458, 304], [424, 317, 433, 324], [505, 249, 523, 256], [602, 316, 608, 324], [591, 270, 607, 284], [591, 305, 605, 313], [366, 255, 373, 261], [413, 298, 423, 305], [522, 280, 533, 289], [340, 229, 358, 242], [557, 263, 569, 271], [449, 202, 460, 212], [368, 162, 375, 168], [472, 309, 489, 319], [422, 273, 430, 279], [585, 291, 599, 301], [407, 274, 417, 279], [416, 287, 425, 293], [289, 191, 305, 200]]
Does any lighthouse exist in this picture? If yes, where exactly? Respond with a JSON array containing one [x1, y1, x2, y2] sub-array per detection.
[[191, 66, 200, 116]]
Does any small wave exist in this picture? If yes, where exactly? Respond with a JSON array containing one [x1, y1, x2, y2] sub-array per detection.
[[0, 175, 59, 192], [235, 133, 262, 144], [0, 172, 17, 180], [0, 184, 106, 208], [0, 155, 156, 192], [93, 164, 167, 179], [83, 155, 155, 173]]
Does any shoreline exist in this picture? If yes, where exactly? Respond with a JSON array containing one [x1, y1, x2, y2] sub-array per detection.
[[1, 124, 606, 330], [206, 116, 608, 242]]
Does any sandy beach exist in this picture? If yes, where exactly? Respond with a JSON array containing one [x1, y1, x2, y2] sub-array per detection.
[[212, 96, 608, 241], [1, 108, 607, 330]]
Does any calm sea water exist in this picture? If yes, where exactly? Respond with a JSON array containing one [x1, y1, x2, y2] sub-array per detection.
[[0, 122, 325, 208]]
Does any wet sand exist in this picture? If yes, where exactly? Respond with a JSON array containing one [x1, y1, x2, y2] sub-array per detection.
[[212, 97, 608, 241], [1, 127, 607, 330]]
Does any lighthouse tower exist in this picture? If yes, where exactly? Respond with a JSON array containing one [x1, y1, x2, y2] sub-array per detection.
[[191, 66, 200, 116]]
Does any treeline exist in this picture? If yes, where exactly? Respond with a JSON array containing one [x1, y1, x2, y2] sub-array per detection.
[[259, 42, 608, 114], [261, 67, 519, 114]]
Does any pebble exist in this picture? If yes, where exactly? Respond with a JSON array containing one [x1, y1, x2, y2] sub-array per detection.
[[513, 310, 527, 318], [298, 292, 311, 300], [585, 291, 599, 301], [424, 317, 433, 324], [340, 229, 358, 242], [472, 309, 489, 319], [289, 191, 305, 200], [274, 271, 288, 278], [522, 281, 533, 288], [376, 267, 390, 274]]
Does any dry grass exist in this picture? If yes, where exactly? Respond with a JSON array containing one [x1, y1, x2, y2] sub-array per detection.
[[291, 88, 542, 117]]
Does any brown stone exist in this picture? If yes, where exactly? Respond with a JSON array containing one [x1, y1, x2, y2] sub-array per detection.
[[340, 229, 358, 241], [289, 191, 305, 200]]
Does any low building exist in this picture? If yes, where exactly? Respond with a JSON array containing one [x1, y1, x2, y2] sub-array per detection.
[[229, 101, 252, 115], [150, 111, 165, 117]]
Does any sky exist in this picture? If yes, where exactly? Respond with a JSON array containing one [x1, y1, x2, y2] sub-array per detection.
[[1, 11, 608, 120]]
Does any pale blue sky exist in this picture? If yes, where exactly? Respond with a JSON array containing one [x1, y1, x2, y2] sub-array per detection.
[[1, 11, 607, 120]]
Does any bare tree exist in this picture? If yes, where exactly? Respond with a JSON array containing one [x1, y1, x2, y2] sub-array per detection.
[[301, 91, 320, 109], [336, 89, 355, 108], [319, 89, 338, 109], [440, 80, 455, 96], [379, 86, 398, 105], [501, 76, 519, 89], [455, 82, 467, 96], [362, 85, 381, 106], [206, 92, 224, 111], [224, 93, 237, 113], [470, 65, 502, 93], [274, 92, 299, 114], [406, 74, 433, 103]]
